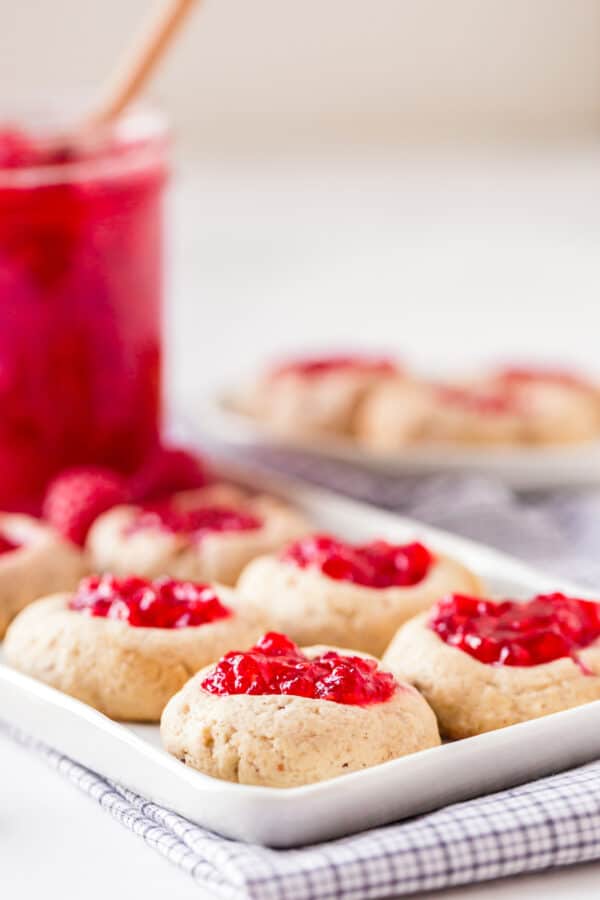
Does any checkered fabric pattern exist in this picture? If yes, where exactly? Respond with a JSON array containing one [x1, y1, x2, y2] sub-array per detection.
[[8, 725, 600, 900]]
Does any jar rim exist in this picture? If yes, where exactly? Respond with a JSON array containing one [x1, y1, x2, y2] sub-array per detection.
[[0, 106, 169, 188]]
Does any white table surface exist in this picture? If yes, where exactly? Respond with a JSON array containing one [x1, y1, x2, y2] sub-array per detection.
[[6, 151, 600, 898]]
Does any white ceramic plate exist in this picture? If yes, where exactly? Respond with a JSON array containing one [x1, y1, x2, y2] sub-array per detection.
[[2, 464, 599, 848], [202, 392, 600, 490]]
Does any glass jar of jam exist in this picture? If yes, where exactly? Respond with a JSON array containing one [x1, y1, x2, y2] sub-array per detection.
[[0, 109, 167, 511]]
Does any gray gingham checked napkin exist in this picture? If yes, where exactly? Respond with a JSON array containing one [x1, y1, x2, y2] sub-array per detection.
[[8, 446, 600, 899], [8, 726, 600, 900]]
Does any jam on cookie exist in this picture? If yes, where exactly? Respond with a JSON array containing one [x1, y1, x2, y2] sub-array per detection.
[[201, 631, 397, 705], [127, 503, 262, 540], [281, 534, 434, 589], [429, 592, 600, 669], [69, 574, 232, 629], [0, 533, 20, 555], [272, 354, 399, 378]]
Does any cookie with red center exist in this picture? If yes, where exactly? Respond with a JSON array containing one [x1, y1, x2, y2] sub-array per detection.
[[86, 484, 310, 587], [427, 384, 524, 444], [359, 365, 600, 449], [160, 631, 440, 787], [488, 366, 600, 445], [358, 378, 523, 450], [383, 592, 600, 738], [4, 574, 265, 721], [237, 353, 400, 439], [0, 513, 86, 638], [236, 533, 482, 656], [495, 366, 594, 392], [356, 378, 435, 449]]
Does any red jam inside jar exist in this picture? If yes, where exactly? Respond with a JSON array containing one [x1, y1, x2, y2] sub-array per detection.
[[0, 533, 20, 555], [272, 354, 398, 378], [129, 504, 262, 539], [429, 592, 600, 669], [201, 632, 397, 705], [281, 534, 434, 588], [0, 112, 167, 512], [69, 574, 232, 629]]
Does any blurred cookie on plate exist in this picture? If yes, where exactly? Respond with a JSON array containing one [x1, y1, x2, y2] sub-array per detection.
[[358, 365, 600, 450], [235, 353, 400, 439], [87, 484, 309, 587], [0, 514, 85, 638], [488, 366, 600, 445], [357, 379, 522, 449]]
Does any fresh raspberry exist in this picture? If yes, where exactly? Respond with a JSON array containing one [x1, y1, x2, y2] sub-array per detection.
[[128, 445, 209, 503], [43, 466, 130, 546]]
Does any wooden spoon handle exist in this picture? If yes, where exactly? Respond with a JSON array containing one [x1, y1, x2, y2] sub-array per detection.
[[88, 0, 199, 127]]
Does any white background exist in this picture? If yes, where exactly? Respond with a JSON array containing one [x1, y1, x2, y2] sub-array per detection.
[[3, 0, 600, 151]]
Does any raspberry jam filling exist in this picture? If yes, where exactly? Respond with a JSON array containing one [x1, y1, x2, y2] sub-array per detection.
[[429, 593, 600, 669], [0, 533, 20, 555], [281, 534, 434, 588], [272, 354, 398, 378], [496, 366, 591, 391], [201, 632, 397, 705], [129, 504, 262, 539], [436, 386, 517, 415], [69, 574, 232, 629]]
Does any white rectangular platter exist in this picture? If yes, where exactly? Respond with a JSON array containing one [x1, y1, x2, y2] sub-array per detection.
[[203, 391, 600, 490], [2, 462, 600, 848]]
